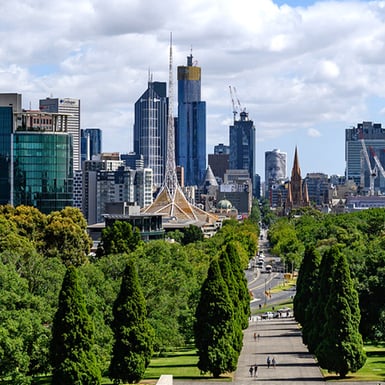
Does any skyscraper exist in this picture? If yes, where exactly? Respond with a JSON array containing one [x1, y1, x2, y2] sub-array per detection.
[[346, 121, 385, 194], [13, 111, 73, 213], [0, 94, 22, 205], [81, 128, 102, 165], [134, 80, 168, 188], [229, 110, 255, 182], [265, 149, 287, 197], [176, 53, 206, 186], [39, 97, 81, 171]]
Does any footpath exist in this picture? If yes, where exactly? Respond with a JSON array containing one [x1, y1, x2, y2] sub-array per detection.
[[234, 316, 324, 384], [176, 316, 382, 385]]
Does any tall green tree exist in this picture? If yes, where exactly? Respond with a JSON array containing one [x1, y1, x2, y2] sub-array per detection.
[[109, 257, 154, 384], [194, 258, 238, 377], [225, 242, 250, 329], [315, 247, 366, 377], [50, 266, 101, 385], [218, 250, 243, 354], [294, 245, 321, 327]]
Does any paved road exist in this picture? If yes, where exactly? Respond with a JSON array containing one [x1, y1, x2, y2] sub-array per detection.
[[235, 316, 324, 384]]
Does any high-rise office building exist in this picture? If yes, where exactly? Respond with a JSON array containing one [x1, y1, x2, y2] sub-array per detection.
[[0, 94, 22, 205], [229, 110, 256, 182], [346, 121, 385, 194], [81, 128, 102, 165], [134, 80, 168, 188], [13, 110, 73, 213], [176, 53, 206, 186], [39, 97, 81, 171], [265, 149, 287, 197]]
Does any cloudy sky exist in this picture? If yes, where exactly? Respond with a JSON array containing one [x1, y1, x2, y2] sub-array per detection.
[[2, 0, 385, 179]]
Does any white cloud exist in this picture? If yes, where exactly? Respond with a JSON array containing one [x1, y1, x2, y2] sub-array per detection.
[[307, 127, 322, 137], [1, 0, 385, 176]]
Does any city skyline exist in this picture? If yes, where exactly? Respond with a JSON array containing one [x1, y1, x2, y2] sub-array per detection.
[[2, 0, 385, 178]]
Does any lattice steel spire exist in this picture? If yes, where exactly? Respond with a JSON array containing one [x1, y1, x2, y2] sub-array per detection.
[[142, 35, 218, 225], [163, 32, 179, 199]]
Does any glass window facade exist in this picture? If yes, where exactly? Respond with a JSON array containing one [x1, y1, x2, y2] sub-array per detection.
[[13, 132, 73, 213], [0, 107, 13, 205]]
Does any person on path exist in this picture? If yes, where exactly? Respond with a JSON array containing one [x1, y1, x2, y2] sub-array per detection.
[[267, 356, 271, 368], [253, 332, 257, 341], [272, 357, 276, 368], [254, 364, 258, 377], [249, 366, 253, 376]]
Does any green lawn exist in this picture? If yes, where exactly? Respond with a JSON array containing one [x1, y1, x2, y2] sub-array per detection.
[[322, 344, 385, 382], [144, 348, 232, 381]]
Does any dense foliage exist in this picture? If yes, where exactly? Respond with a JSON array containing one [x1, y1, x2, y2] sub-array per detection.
[[0, 204, 257, 382], [109, 258, 154, 384], [269, 208, 385, 376], [194, 259, 239, 377], [50, 266, 101, 385]]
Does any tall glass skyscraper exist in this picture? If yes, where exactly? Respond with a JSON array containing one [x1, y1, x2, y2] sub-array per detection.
[[346, 121, 385, 193], [134, 80, 168, 188], [81, 128, 102, 165], [13, 112, 73, 213], [0, 93, 22, 205], [229, 110, 256, 180], [176, 54, 206, 186]]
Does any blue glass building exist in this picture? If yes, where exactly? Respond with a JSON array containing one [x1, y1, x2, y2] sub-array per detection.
[[134, 81, 168, 187], [176, 54, 206, 186], [81, 128, 102, 165], [229, 110, 256, 181], [0, 106, 13, 205]]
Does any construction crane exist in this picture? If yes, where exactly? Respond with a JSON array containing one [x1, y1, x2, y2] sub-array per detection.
[[370, 147, 385, 179], [229, 86, 244, 121], [360, 135, 377, 195]]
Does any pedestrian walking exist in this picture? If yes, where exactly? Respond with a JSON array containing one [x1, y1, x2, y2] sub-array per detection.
[[249, 366, 253, 376], [253, 332, 257, 341], [272, 357, 276, 368], [267, 356, 271, 368], [254, 364, 258, 377]]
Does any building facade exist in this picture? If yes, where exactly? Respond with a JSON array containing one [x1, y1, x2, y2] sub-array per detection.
[[13, 111, 73, 213], [134, 81, 168, 188], [265, 149, 287, 195], [176, 53, 206, 186], [345, 121, 385, 194], [81, 128, 102, 165], [229, 110, 255, 183], [40, 97, 81, 171], [0, 94, 22, 205]]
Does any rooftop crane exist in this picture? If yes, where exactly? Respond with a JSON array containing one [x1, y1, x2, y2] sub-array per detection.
[[370, 147, 385, 179], [360, 134, 377, 195], [229, 85, 238, 121], [229, 86, 245, 122]]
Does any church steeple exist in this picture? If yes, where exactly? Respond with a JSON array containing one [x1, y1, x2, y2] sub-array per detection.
[[286, 146, 309, 211]]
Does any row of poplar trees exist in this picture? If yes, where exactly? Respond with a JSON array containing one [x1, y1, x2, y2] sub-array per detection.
[[294, 244, 366, 378], [50, 257, 153, 385], [194, 242, 251, 378]]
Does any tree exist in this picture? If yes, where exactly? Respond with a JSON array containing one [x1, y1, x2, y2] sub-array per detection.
[[109, 257, 154, 384], [218, 250, 243, 353], [294, 245, 321, 328], [194, 258, 238, 377], [44, 208, 92, 266], [96, 221, 142, 258], [181, 225, 203, 245], [315, 247, 366, 377], [224, 242, 250, 329], [50, 266, 101, 385]]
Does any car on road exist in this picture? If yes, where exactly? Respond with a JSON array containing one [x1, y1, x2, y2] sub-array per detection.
[[261, 312, 274, 319]]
